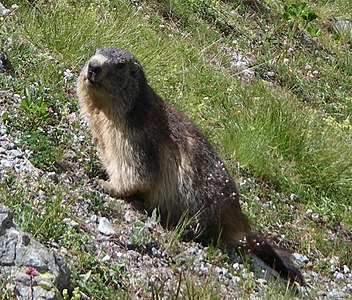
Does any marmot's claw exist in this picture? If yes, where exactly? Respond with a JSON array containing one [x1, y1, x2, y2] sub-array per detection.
[[91, 179, 109, 195], [95, 179, 120, 198]]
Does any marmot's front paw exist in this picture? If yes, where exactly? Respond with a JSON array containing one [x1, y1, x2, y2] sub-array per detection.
[[91, 179, 110, 195], [95, 179, 121, 198]]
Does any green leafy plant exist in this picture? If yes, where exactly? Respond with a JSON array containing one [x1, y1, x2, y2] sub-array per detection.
[[20, 88, 49, 127], [283, 2, 319, 38], [62, 287, 81, 300]]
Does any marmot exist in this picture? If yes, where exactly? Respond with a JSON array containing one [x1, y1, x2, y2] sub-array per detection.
[[77, 47, 304, 285]]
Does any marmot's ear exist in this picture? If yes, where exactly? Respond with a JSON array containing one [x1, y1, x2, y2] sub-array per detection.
[[95, 48, 102, 55]]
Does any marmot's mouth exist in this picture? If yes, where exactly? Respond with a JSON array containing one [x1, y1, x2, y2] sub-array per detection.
[[83, 71, 101, 87], [85, 77, 97, 86]]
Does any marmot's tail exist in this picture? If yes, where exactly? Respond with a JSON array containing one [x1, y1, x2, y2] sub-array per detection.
[[244, 234, 305, 285], [218, 201, 304, 285]]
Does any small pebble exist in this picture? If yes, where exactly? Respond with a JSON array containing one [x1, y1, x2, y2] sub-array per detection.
[[9, 149, 22, 157], [187, 247, 200, 255], [48, 242, 60, 249], [199, 263, 209, 276], [310, 271, 318, 278], [241, 272, 249, 280], [102, 255, 111, 262], [0, 127, 6, 136], [232, 263, 241, 271], [0, 159, 11, 168], [293, 253, 309, 264], [98, 217, 115, 236], [334, 272, 345, 281], [232, 276, 240, 284], [89, 214, 99, 223], [63, 218, 79, 228], [305, 209, 313, 215], [47, 171, 59, 183], [6, 142, 15, 150], [343, 265, 350, 274], [311, 213, 320, 220], [290, 193, 298, 201], [327, 290, 344, 298], [151, 247, 161, 257], [267, 71, 275, 77], [256, 278, 267, 285], [14, 163, 25, 173], [124, 211, 133, 223]]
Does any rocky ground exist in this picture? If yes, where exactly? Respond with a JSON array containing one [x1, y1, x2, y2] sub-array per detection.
[[1, 85, 351, 299]]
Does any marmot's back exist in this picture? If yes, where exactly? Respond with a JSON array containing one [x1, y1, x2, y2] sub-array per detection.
[[76, 47, 304, 285]]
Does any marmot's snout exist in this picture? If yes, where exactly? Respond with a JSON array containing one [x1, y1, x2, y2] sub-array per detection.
[[84, 53, 109, 85], [87, 59, 102, 83]]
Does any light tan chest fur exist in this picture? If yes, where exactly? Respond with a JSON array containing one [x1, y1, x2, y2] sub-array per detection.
[[89, 109, 197, 217], [89, 110, 150, 196]]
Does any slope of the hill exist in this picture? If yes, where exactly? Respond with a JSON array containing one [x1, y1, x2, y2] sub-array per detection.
[[0, 0, 351, 299]]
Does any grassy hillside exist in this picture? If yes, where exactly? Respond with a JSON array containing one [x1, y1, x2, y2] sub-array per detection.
[[1, 0, 351, 299]]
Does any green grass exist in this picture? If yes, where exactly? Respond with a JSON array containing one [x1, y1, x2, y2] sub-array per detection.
[[1, 0, 351, 298]]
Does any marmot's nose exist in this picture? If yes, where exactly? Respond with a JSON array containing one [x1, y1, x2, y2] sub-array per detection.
[[87, 59, 102, 82]]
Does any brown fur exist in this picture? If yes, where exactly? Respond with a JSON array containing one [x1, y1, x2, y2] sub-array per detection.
[[76, 47, 304, 285]]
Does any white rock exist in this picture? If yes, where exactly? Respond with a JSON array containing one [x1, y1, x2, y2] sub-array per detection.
[[327, 290, 344, 298], [343, 265, 350, 274], [89, 214, 99, 223], [98, 217, 115, 236], [9, 149, 22, 157], [334, 272, 345, 281], [310, 271, 318, 278], [124, 210, 135, 223], [253, 196, 260, 202], [199, 262, 209, 275], [1, 8, 10, 16], [63, 218, 79, 228], [256, 278, 267, 285], [290, 193, 298, 201], [215, 266, 222, 275], [293, 253, 309, 264], [232, 276, 240, 284], [305, 209, 313, 215], [47, 171, 59, 183], [102, 255, 111, 262], [0, 159, 11, 168], [232, 263, 241, 271]]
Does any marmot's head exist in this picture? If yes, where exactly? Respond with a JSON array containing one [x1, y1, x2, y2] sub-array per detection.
[[78, 47, 148, 115]]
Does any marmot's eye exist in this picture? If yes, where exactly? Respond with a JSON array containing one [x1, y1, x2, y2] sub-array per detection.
[[116, 63, 125, 70]]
